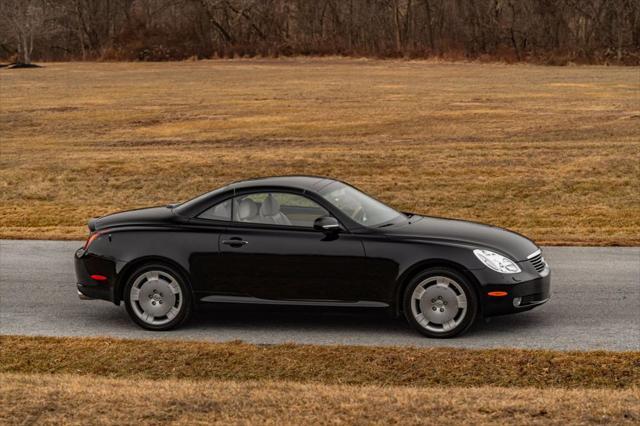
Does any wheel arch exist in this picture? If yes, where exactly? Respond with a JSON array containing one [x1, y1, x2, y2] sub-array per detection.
[[393, 259, 482, 317], [115, 256, 195, 304]]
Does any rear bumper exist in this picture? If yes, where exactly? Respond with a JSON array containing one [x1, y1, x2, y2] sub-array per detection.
[[478, 270, 551, 317], [75, 248, 119, 304], [77, 289, 95, 300]]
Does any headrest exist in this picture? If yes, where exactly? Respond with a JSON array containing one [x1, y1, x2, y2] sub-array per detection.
[[260, 194, 280, 217], [237, 198, 258, 220]]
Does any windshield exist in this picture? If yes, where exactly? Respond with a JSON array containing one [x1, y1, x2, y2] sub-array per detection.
[[319, 182, 404, 227]]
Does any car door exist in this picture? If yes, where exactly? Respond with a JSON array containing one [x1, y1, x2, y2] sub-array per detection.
[[187, 197, 231, 298], [217, 191, 368, 302]]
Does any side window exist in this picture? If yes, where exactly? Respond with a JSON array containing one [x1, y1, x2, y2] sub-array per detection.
[[198, 199, 232, 221], [233, 192, 330, 228]]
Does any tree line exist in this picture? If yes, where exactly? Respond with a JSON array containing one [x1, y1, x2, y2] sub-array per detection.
[[1, 0, 638, 65]]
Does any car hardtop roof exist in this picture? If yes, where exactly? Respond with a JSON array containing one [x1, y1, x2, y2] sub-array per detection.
[[229, 175, 339, 192], [174, 176, 343, 217]]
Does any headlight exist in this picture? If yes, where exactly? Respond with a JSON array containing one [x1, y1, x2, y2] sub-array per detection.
[[473, 249, 521, 274]]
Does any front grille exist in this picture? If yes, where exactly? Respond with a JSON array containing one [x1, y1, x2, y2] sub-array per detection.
[[528, 251, 547, 273]]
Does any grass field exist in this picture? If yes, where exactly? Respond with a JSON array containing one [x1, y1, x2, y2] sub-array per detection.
[[4, 335, 638, 388], [3, 374, 638, 425], [1, 336, 638, 424], [0, 59, 638, 244]]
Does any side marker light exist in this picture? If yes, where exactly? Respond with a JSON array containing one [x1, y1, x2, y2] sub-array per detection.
[[90, 274, 108, 281]]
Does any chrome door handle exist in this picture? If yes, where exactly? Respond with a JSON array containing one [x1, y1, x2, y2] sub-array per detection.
[[222, 239, 249, 247]]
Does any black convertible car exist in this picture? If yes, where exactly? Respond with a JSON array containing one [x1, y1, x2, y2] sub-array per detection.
[[75, 176, 550, 337]]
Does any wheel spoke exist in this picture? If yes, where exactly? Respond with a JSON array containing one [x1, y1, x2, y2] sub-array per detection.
[[145, 271, 159, 282], [166, 307, 179, 320], [456, 294, 467, 309], [435, 281, 449, 290], [441, 319, 456, 331], [168, 281, 180, 294], [130, 287, 141, 301], [413, 286, 426, 300], [414, 313, 429, 327]]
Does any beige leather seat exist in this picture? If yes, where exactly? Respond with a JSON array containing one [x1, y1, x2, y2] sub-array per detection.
[[259, 194, 291, 225], [236, 198, 259, 222]]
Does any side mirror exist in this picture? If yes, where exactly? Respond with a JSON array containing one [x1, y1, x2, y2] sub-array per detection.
[[313, 216, 341, 233]]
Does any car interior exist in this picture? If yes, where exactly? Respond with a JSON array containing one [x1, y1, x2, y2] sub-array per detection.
[[199, 192, 329, 228]]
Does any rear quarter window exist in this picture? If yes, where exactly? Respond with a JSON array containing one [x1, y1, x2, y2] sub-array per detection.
[[198, 199, 232, 221]]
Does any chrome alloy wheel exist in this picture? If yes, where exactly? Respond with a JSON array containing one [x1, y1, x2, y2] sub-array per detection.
[[410, 275, 468, 333], [129, 270, 183, 326]]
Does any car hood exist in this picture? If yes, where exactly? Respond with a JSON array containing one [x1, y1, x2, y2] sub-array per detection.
[[89, 206, 176, 231], [385, 215, 539, 261]]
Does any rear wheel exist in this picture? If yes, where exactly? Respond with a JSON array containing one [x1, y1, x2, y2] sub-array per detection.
[[124, 263, 192, 331], [403, 267, 478, 338]]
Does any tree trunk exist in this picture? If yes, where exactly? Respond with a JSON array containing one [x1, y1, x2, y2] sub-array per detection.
[[509, 1, 521, 61], [392, 0, 402, 52], [617, 7, 624, 62], [16, 31, 24, 63], [75, 1, 87, 60], [27, 26, 34, 64], [423, 0, 435, 53], [22, 33, 31, 64], [348, 0, 353, 51], [199, 0, 234, 43]]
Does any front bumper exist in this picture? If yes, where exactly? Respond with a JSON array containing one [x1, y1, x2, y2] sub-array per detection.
[[475, 268, 551, 317]]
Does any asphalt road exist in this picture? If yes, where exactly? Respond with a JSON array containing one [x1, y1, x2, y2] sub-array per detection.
[[1, 240, 638, 351]]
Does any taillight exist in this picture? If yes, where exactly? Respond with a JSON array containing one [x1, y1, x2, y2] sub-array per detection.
[[83, 231, 102, 250]]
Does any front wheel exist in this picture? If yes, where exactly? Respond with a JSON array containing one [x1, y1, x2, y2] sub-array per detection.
[[403, 267, 478, 338], [124, 263, 193, 331]]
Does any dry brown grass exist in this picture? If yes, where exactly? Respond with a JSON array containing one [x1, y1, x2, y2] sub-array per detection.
[[2, 335, 638, 389], [1, 59, 638, 244], [3, 335, 638, 424], [2, 373, 638, 425]]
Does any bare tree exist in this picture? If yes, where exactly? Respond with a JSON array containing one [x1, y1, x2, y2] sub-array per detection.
[[0, 0, 637, 64], [0, 0, 55, 64]]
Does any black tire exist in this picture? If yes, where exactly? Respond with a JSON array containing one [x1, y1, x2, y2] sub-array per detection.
[[403, 267, 478, 338], [123, 263, 193, 331]]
